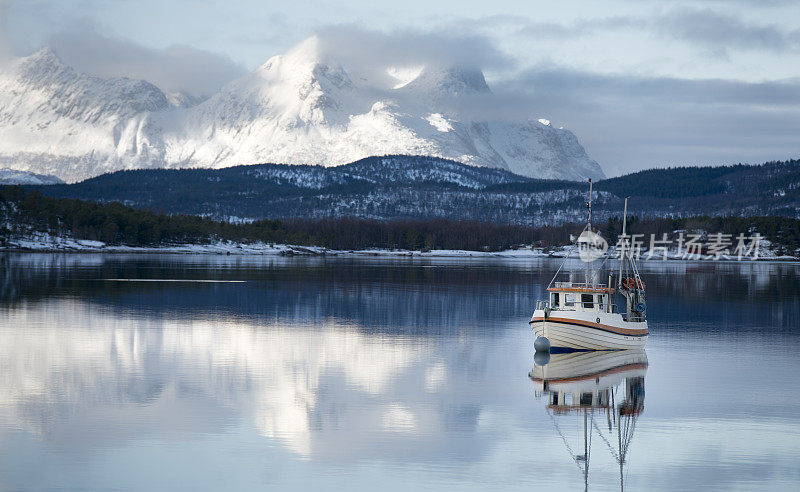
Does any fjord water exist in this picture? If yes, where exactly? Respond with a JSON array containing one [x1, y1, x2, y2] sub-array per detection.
[[0, 255, 798, 491]]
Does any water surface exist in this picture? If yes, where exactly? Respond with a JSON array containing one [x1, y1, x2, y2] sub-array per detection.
[[1, 254, 798, 490]]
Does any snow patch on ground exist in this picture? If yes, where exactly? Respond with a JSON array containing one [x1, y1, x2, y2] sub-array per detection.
[[425, 113, 453, 132], [387, 66, 424, 89], [2, 232, 796, 261]]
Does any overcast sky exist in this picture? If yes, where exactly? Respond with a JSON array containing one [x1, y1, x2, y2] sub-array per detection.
[[2, 0, 799, 176]]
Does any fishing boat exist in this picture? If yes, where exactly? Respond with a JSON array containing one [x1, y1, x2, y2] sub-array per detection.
[[530, 181, 648, 350], [529, 349, 648, 490]]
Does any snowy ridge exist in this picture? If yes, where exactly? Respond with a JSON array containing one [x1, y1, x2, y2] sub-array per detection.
[[241, 156, 531, 190], [0, 168, 64, 185], [335, 156, 527, 188], [13, 47, 169, 121], [0, 38, 604, 183]]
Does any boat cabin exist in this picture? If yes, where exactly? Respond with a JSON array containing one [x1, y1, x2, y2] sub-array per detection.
[[544, 388, 612, 414], [537, 376, 645, 415], [547, 281, 615, 314]]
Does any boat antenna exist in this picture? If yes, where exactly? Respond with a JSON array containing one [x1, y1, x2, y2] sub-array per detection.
[[588, 179, 593, 229], [586, 179, 593, 286]]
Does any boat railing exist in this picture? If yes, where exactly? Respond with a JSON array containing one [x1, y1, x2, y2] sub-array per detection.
[[551, 281, 613, 292], [537, 300, 621, 313]]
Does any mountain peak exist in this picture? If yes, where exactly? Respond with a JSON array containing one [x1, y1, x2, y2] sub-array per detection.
[[403, 65, 490, 96], [258, 36, 327, 73], [1, 44, 170, 128], [256, 36, 352, 90], [0, 167, 64, 185], [26, 46, 62, 64], [16, 46, 70, 80]]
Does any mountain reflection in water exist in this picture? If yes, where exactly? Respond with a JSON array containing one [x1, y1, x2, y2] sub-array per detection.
[[0, 254, 799, 490]]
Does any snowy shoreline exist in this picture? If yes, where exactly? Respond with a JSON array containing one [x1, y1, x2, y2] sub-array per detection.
[[1, 232, 797, 262]]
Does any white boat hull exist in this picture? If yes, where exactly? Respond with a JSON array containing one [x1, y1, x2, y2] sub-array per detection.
[[530, 310, 647, 350]]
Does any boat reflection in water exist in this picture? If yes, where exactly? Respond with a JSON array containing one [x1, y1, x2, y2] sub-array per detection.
[[529, 350, 647, 491]]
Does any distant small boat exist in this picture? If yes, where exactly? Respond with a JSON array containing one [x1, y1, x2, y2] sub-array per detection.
[[530, 182, 648, 350]]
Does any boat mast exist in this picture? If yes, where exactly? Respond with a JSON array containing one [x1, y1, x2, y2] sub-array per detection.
[[584, 411, 589, 491], [586, 179, 593, 287], [618, 404, 624, 491]]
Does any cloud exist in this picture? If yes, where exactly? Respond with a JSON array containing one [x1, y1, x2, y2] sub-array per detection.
[[512, 8, 800, 57], [0, 0, 13, 64], [44, 19, 245, 96], [515, 16, 640, 40], [488, 68, 800, 176], [648, 0, 794, 6], [655, 8, 800, 54], [502, 68, 800, 108], [312, 24, 514, 72]]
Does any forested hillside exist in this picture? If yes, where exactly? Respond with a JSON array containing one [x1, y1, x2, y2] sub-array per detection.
[[31, 156, 800, 225], [596, 159, 800, 216], [3, 185, 800, 254]]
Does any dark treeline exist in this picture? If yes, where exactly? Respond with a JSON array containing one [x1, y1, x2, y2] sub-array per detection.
[[0, 187, 535, 251], [596, 159, 800, 199], [2, 186, 800, 253]]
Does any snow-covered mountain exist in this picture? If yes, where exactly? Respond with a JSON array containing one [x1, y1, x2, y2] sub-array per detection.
[[0, 37, 605, 183], [0, 168, 64, 185]]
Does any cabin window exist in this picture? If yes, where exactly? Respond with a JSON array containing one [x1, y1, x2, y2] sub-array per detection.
[[581, 294, 594, 309], [580, 393, 593, 406], [564, 294, 575, 306], [551, 292, 560, 307]]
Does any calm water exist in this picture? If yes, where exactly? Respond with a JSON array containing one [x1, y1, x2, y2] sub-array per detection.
[[1, 254, 799, 491]]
